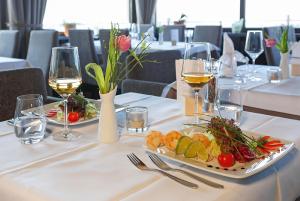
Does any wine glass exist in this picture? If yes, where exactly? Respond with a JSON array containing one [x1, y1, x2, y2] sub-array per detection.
[[244, 30, 264, 80], [245, 30, 264, 64], [181, 42, 214, 125], [48, 47, 82, 141]]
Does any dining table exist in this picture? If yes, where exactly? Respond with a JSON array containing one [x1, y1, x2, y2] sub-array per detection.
[[94, 40, 219, 56], [0, 92, 299, 201], [0, 57, 31, 70], [223, 65, 300, 118]]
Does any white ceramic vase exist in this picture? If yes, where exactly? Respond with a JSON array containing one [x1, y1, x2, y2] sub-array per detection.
[[98, 87, 118, 144], [280, 52, 290, 80]]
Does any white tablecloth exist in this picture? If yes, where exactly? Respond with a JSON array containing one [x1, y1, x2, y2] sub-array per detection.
[[0, 57, 31, 70], [0, 93, 299, 201], [94, 40, 219, 55], [217, 65, 300, 116]]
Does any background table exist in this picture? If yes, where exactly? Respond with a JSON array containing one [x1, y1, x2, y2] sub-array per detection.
[[94, 40, 219, 55], [0, 57, 31, 70], [217, 65, 300, 119], [0, 93, 299, 201]]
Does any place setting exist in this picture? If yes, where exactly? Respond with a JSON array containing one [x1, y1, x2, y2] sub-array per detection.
[[1, 2, 300, 200]]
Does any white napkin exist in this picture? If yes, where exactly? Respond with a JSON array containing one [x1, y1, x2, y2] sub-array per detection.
[[219, 33, 237, 77], [145, 26, 156, 41]]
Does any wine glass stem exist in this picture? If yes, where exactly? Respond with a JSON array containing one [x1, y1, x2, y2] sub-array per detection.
[[252, 59, 256, 65], [63, 98, 69, 135], [194, 89, 200, 124]]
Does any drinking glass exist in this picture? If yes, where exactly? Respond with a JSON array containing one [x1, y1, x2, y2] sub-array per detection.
[[244, 30, 264, 65], [48, 47, 82, 141], [181, 42, 214, 124], [216, 84, 242, 125], [244, 30, 264, 81], [14, 94, 46, 144], [125, 106, 148, 133]]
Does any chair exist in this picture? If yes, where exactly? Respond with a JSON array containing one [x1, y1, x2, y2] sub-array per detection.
[[0, 30, 19, 57], [126, 50, 182, 83], [263, 26, 296, 66], [69, 29, 99, 86], [26, 30, 58, 95], [99, 28, 129, 69], [123, 50, 182, 96], [122, 79, 168, 96], [193, 25, 223, 48], [163, 25, 185, 42], [0, 68, 47, 121]]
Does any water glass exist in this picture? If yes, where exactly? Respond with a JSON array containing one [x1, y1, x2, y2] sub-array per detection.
[[14, 94, 46, 144], [125, 106, 148, 133], [267, 67, 282, 83], [215, 84, 242, 124]]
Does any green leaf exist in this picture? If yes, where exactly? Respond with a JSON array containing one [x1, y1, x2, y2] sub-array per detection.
[[85, 63, 106, 93]]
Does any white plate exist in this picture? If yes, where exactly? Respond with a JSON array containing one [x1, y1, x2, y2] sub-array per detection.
[[145, 127, 295, 179], [45, 100, 125, 126]]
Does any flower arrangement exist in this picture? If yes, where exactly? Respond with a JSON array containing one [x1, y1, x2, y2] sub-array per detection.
[[264, 24, 289, 54], [85, 24, 150, 94]]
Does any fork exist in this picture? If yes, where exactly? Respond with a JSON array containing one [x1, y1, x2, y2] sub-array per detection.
[[148, 153, 224, 189], [127, 153, 198, 189]]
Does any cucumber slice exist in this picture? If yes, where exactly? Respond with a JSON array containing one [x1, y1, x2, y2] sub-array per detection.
[[184, 141, 209, 161], [175, 136, 193, 155]]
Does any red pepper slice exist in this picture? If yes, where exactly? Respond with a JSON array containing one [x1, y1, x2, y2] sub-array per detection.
[[47, 111, 57, 117], [264, 140, 281, 145], [261, 136, 271, 141], [257, 147, 270, 155]]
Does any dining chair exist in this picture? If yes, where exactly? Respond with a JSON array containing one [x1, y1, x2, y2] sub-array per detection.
[[263, 26, 296, 66], [193, 25, 223, 48], [162, 25, 185, 42], [0, 68, 48, 121], [126, 50, 182, 83], [69, 29, 99, 86], [122, 50, 182, 96], [122, 79, 168, 97], [26, 30, 58, 95], [0, 30, 19, 58]]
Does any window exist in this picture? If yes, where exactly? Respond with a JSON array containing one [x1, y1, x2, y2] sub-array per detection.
[[43, 0, 129, 32], [156, 0, 240, 27], [246, 0, 300, 27]]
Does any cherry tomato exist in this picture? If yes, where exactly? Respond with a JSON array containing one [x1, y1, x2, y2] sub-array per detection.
[[68, 112, 80, 122], [218, 153, 235, 167]]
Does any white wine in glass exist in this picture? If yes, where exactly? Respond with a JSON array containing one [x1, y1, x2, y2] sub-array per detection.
[[181, 42, 214, 125], [49, 47, 82, 141]]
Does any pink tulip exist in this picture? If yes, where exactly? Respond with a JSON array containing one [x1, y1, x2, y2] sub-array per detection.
[[265, 38, 277, 48], [117, 35, 131, 52]]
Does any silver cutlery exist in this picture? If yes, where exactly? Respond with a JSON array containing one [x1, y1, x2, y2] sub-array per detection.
[[148, 153, 224, 189], [127, 153, 198, 189]]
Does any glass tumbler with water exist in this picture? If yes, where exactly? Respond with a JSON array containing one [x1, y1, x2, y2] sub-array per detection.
[[14, 94, 46, 144], [216, 84, 242, 124]]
